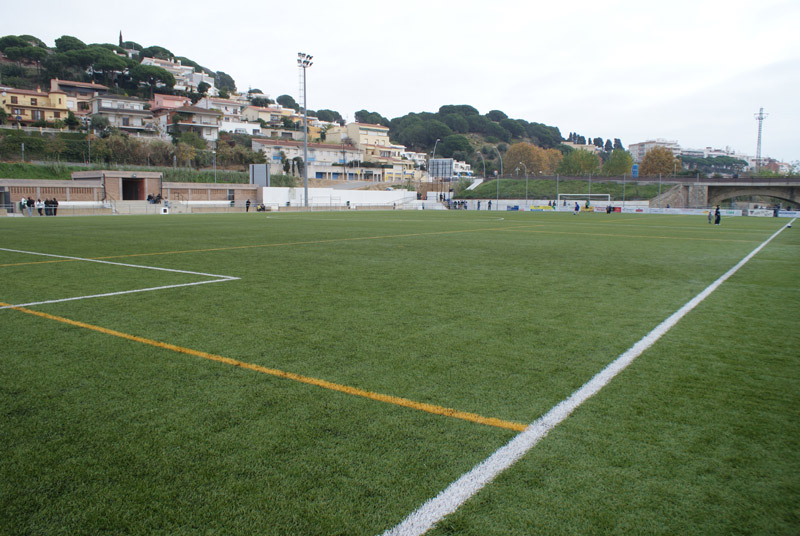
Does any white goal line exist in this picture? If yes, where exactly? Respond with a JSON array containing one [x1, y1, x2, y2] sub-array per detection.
[[0, 247, 239, 309]]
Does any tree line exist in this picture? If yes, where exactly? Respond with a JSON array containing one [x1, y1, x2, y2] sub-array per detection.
[[0, 128, 265, 169], [0, 34, 236, 101]]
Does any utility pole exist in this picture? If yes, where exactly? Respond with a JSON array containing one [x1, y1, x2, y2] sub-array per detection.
[[754, 107, 768, 173]]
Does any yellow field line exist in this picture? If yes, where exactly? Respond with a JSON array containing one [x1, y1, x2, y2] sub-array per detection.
[[0, 302, 527, 432]]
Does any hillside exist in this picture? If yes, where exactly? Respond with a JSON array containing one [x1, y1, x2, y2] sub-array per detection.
[[0, 32, 637, 179]]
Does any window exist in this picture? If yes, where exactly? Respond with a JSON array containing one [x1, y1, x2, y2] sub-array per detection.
[[30, 98, 37, 105], [31, 110, 43, 121], [122, 117, 130, 126], [10, 96, 18, 104], [53, 112, 61, 119]]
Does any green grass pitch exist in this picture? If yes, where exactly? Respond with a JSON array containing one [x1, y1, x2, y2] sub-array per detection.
[[1, 211, 798, 535]]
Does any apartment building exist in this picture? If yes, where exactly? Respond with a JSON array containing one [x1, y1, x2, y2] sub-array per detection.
[[0, 86, 68, 125], [90, 94, 156, 134], [151, 94, 192, 109], [252, 138, 365, 180], [628, 139, 681, 163], [252, 138, 360, 165], [326, 122, 390, 149], [195, 96, 262, 134], [153, 106, 222, 143], [50, 79, 108, 118]]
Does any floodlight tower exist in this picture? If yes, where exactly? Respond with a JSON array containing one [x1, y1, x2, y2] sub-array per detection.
[[298, 52, 313, 207], [754, 107, 768, 172]]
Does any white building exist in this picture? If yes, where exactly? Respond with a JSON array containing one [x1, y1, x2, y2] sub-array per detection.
[[401, 150, 427, 169], [140, 57, 217, 95], [681, 146, 756, 170], [195, 96, 263, 134], [628, 139, 681, 163], [252, 138, 368, 181], [252, 138, 361, 166]]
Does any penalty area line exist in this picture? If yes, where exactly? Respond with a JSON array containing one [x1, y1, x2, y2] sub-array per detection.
[[382, 219, 795, 536], [0, 247, 238, 280], [0, 247, 239, 309], [0, 279, 237, 310]]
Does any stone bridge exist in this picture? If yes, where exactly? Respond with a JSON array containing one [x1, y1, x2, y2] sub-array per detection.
[[647, 177, 800, 208]]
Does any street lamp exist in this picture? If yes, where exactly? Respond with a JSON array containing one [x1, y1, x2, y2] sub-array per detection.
[[494, 170, 499, 209], [518, 161, 528, 204], [495, 147, 503, 210], [298, 52, 313, 208], [475, 150, 486, 178], [431, 138, 440, 198]]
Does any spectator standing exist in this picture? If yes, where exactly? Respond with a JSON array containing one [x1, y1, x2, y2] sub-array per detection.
[[35, 199, 43, 216]]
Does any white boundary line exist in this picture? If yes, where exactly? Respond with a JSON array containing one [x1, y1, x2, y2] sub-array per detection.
[[382, 218, 795, 536], [0, 247, 239, 310]]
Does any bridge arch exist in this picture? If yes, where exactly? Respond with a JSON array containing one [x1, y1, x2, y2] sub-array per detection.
[[708, 186, 800, 207]]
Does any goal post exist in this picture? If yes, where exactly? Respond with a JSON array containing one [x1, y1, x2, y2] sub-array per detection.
[[557, 193, 611, 208]]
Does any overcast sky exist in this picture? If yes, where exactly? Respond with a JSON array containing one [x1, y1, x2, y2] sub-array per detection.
[[4, 0, 798, 163]]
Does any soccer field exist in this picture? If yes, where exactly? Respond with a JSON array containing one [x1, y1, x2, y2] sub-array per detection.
[[1, 211, 798, 535]]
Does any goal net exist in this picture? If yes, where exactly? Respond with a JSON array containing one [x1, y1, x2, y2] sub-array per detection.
[[557, 193, 611, 207]]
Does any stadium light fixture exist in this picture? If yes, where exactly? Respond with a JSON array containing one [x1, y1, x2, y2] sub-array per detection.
[[298, 52, 313, 207]]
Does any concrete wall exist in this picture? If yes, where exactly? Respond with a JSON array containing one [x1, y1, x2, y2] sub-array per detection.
[[261, 187, 416, 207]]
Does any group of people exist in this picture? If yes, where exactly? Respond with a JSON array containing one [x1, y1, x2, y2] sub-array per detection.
[[19, 196, 58, 216], [146, 193, 163, 204], [708, 206, 721, 225]]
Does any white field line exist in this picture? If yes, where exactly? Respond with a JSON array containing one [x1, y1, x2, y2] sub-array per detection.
[[0, 247, 239, 310], [382, 218, 795, 536]]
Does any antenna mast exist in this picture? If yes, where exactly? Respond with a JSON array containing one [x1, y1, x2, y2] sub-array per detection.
[[754, 107, 768, 172]]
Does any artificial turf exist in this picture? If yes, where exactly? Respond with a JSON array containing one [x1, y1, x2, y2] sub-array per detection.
[[1, 211, 797, 535]]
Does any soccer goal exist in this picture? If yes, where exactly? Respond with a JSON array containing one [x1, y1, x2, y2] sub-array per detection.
[[557, 193, 611, 207]]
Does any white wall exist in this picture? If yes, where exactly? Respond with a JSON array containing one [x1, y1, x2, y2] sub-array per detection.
[[261, 187, 416, 207]]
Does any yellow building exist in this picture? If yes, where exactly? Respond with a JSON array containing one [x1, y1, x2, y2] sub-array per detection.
[[0, 86, 69, 125], [327, 122, 391, 149], [242, 105, 284, 124]]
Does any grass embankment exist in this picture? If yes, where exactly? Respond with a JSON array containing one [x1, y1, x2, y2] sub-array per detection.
[[460, 178, 660, 200]]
